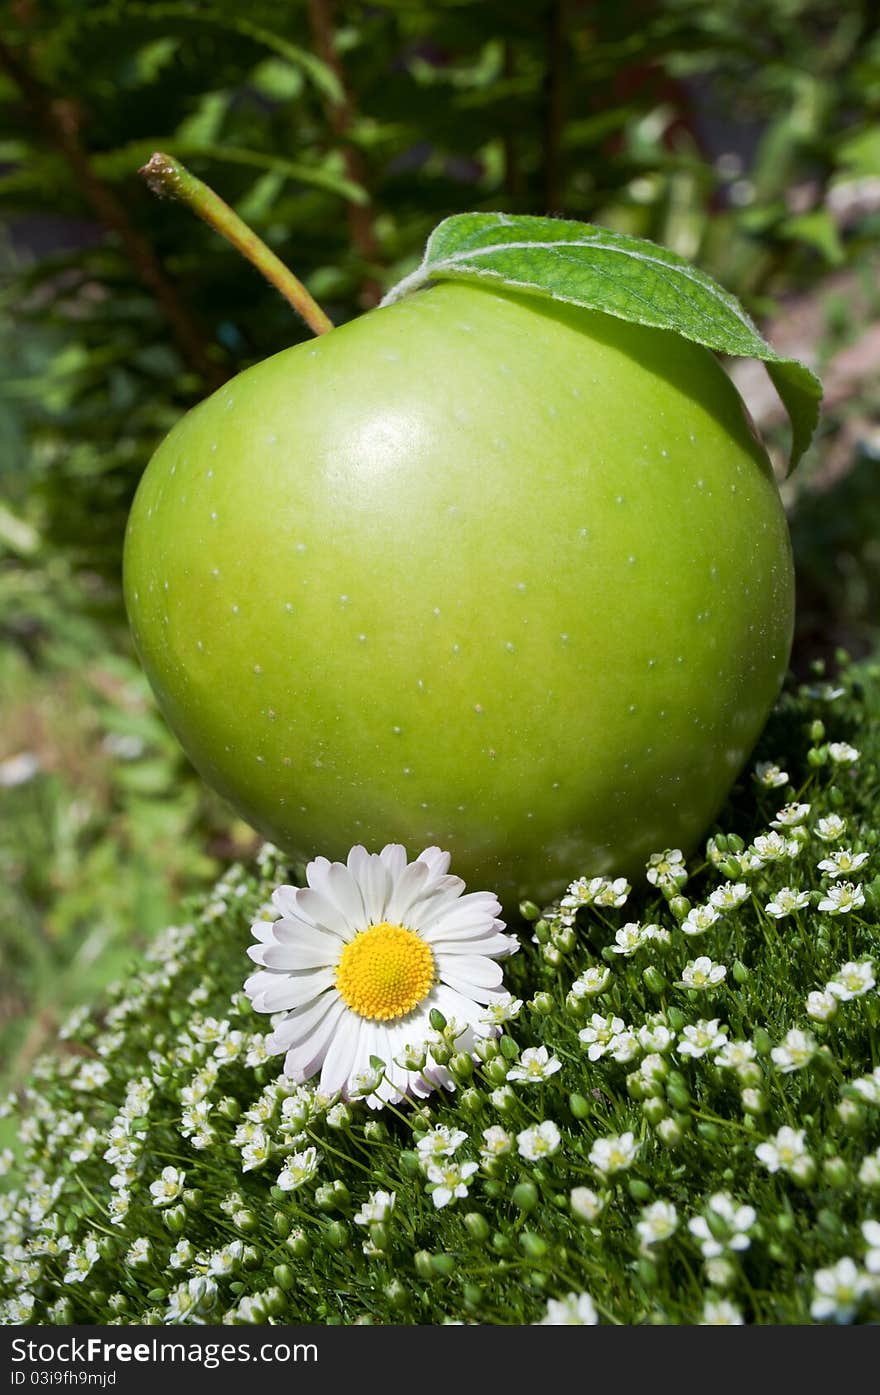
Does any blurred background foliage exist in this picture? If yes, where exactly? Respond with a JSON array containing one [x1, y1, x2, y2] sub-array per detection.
[[1, 0, 879, 1101]]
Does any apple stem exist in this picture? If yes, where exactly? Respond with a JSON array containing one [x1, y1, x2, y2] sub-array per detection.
[[139, 152, 335, 337]]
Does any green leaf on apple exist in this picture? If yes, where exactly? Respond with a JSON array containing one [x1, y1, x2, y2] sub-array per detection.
[[383, 213, 821, 474]]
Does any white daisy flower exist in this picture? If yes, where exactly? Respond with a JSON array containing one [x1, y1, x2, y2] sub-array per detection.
[[540, 1292, 598, 1325], [817, 849, 869, 878], [415, 1125, 467, 1163], [827, 960, 875, 1000], [646, 849, 687, 892], [818, 883, 865, 916], [506, 1046, 562, 1084], [750, 832, 801, 865], [245, 844, 518, 1106]]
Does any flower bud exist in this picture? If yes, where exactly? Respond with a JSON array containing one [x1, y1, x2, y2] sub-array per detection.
[[669, 896, 691, 922], [273, 1264, 294, 1291], [475, 1037, 500, 1062], [642, 966, 667, 995], [519, 900, 541, 922], [519, 1231, 547, 1260], [642, 1097, 668, 1126], [464, 1212, 490, 1243], [512, 1182, 539, 1213], [325, 1220, 349, 1249], [569, 1092, 591, 1120], [533, 920, 551, 944], [450, 1052, 474, 1081], [431, 1253, 455, 1277], [163, 1205, 186, 1234]]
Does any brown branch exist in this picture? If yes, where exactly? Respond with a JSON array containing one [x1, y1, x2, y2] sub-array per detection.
[[542, 0, 568, 214], [306, 0, 383, 308], [0, 38, 228, 389]]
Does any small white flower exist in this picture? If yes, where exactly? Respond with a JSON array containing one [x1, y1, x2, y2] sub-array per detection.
[[646, 849, 687, 891], [679, 957, 727, 990], [770, 803, 811, 829], [475, 993, 523, 1034], [64, 1236, 100, 1284], [569, 966, 611, 999], [589, 1131, 639, 1176], [570, 1187, 604, 1222], [165, 1276, 217, 1324], [679, 1019, 728, 1059], [578, 1013, 626, 1060], [714, 1039, 757, 1073], [818, 848, 870, 879], [506, 1045, 562, 1084], [149, 1165, 185, 1208], [681, 904, 721, 937], [816, 815, 846, 843], [480, 1125, 513, 1160], [751, 832, 801, 865], [561, 876, 604, 909], [126, 1237, 151, 1267], [72, 1061, 110, 1093], [415, 1126, 468, 1163], [540, 1292, 598, 1325], [828, 742, 859, 765], [204, 1241, 244, 1277], [754, 761, 789, 788], [862, 1220, 880, 1274], [709, 882, 750, 912], [638, 1019, 675, 1053], [611, 923, 644, 956], [517, 1121, 562, 1161], [426, 1159, 478, 1208], [608, 1030, 640, 1064], [827, 959, 875, 1000], [811, 1258, 870, 1322], [354, 1190, 396, 1226], [852, 1067, 880, 1105], [859, 1149, 880, 1188], [594, 877, 630, 908], [765, 887, 811, 919], [277, 1146, 320, 1191], [169, 1239, 194, 1269], [755, 1126, 811, 1176], [771, 1028, 817, 1073], [819, 883, 866, 916], [806, 989, 838, 1022], [689, 1193, 756, 1258], [701, 1298, 744, 1324], [637, 1200, 678, 1248]]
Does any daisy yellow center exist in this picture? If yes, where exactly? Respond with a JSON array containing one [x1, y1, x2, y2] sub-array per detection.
[[335, 923, 435, 1022]]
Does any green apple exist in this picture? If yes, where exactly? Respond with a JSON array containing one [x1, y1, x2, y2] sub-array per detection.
[[123, 281, 793, 905]]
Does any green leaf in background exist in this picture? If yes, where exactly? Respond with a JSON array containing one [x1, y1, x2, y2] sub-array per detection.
[[383, 213, 823, 473]]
